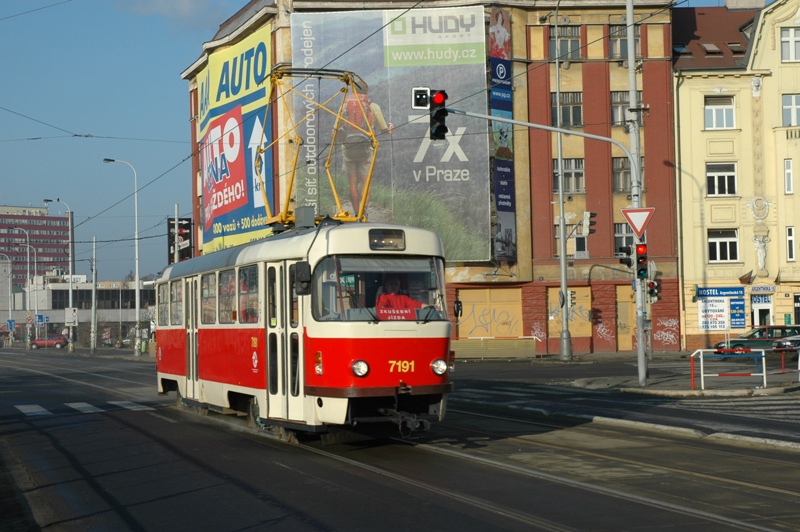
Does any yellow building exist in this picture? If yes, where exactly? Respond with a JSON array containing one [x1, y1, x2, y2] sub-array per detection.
[[674, 0, 800, 349]]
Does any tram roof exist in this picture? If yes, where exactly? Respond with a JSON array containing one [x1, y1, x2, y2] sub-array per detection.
[[158, 223, 444, 282]]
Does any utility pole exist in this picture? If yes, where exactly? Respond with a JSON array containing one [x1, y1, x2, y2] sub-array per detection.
[[627, 0, 647, 386]]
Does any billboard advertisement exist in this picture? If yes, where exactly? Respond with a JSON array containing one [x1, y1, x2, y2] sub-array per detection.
[[197, 28, 273, 253], [291, 7, 491, 262]]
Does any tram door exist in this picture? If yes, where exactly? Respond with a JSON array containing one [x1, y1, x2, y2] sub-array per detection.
[[266, 262, 306, 421], [185, 278, 200, 400]]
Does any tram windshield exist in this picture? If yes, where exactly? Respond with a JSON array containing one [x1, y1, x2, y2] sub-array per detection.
[[311, 256, 447, 322]]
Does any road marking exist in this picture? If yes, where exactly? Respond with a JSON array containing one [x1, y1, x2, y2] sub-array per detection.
[[66, 402, 104, 413], [15, 405, 51, 416], [108, 401, 154, 411]]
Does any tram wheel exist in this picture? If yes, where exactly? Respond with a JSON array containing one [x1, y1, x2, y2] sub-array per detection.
[[247, 398, 262, 432], [176, 390, 188, 410]]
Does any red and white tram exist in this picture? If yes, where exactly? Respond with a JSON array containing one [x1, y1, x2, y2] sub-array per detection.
[[155, 220, 453, 439]]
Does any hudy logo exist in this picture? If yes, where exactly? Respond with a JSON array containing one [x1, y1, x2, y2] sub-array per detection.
[[390, 14, 477, 36]]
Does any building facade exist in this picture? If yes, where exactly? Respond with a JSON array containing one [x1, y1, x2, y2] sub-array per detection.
[[181, 0, 682, 354], [674, 0, 800, 349], [0, 204, 73, 290]]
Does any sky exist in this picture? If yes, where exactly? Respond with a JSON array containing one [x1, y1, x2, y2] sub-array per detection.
[[1, 0, 242, 281], [0, 0, 769, 282]]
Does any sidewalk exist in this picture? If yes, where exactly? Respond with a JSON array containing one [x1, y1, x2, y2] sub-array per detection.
[[451, 340, 800, 397]]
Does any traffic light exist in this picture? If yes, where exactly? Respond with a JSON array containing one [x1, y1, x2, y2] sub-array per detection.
[[648, 280, 662, 303], [582, 212, 597, 235], [429, 90, 448, 140], [568, 290, 577, 308], [635, 243, 648, 279], [619, 245, 634, 268], [411, 87, 430, 109]]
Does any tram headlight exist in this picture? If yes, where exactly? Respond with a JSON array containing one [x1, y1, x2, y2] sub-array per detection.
[[431, 359, 448, 375], [352, 360, 370, 377]]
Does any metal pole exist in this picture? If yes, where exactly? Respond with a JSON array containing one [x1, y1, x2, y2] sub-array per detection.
[[0, 253, 11, 324], [174, 204, 180, 264], [553, 0, 572, 362], [44, 199, 74, 350], [103, 158, 140, 355], [627, 0, 646, 386], [91, 237, 97, 353]]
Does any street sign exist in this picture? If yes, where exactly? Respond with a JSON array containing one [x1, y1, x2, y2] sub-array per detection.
[[621, 207, 656, 239], [7, 319, 14, 331], [25, 316, 33, 325]]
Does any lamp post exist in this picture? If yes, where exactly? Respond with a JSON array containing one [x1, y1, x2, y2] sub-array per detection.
[[0, 253, 11, 325], [13, 227, 30, 310], [541, 1, 571, 362], [22, 244, 38, 336], [103, 158, 140, 354], [44, 198, 74, 351]]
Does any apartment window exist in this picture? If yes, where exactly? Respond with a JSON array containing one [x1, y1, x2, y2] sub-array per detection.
[[614, 223, 638, 254], [788, 227, 796, 262], [706, 163, 737, 196], [554, 224, 587, 259], [786, 159, 794, 194], [704, 96, 735, 129], [609, 24, 641, 59], [708, 229, 739, 263], [612, 157, 644, 193], [782, 94, 800, 127], [611, 91, 643, 127], [549, 26, 581, 61], [551, 92, 582, 127], [553, 158, 585, 193], [780, 27, 800, 62]]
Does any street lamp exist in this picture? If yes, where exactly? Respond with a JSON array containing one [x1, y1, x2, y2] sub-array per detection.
[[541, 0, 572, 362], [22, 244, 39, 335], [103, 158, 140, 354], [0, 253, 11, 324], [12, 227, 30, 313], [44, 198, 74, 351]]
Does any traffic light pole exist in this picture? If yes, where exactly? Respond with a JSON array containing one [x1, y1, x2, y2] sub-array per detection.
[[447, 108, 647, 384]]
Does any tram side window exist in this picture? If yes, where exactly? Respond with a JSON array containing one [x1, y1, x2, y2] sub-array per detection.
[[157, 284, 169, 326], [239, 265, 259, 323], [170, 281, 183, 326], [289, 264, 299, 327], [219, 269, 236, 324], [267, 266, 277, 328], [201, 273, 216, 324]]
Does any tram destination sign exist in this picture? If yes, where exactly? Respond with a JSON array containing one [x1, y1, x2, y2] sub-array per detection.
[[696, 286, 744, 298]]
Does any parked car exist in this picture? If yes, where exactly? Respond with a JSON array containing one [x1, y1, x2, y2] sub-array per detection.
[[30, 334, 68, 349], [772, 334, 800, 354], [713, 325, 800, 352]]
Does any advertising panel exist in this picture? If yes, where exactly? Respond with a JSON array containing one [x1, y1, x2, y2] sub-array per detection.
[[291, 7, 491, 262], [197, 29, 273, 253], [489, 7, 516, 263], [698, 297, 729, 331]]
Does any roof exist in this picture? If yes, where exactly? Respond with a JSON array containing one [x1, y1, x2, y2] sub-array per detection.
[[672, 7, 759, 71]]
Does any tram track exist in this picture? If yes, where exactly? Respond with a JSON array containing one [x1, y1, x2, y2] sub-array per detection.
[[443, 408, 800, 498]]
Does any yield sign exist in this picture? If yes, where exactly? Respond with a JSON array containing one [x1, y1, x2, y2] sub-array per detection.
[[621, 207, 655, 239]]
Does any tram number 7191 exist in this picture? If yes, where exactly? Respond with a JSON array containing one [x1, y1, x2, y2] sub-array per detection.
[[389, 360, 415, 373]]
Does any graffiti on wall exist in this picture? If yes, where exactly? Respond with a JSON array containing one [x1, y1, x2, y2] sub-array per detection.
[[457, 303, 521, 337], [653, 317, 680, 346]]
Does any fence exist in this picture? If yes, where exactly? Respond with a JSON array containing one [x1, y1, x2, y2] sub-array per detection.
[[690, 349, 767, 390]]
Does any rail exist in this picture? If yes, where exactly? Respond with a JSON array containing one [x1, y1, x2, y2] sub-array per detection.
[[690, 348, 767, 390]]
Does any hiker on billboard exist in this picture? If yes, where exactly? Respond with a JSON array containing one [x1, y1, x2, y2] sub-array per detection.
[[340, 82, 393, 213]]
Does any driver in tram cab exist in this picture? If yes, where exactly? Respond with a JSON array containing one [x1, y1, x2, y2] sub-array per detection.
[[375, 275, 426, 320]]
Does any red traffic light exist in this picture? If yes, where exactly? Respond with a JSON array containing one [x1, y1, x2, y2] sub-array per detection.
[[636, 244, 647, 255], [431, 90, 447, 106]]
